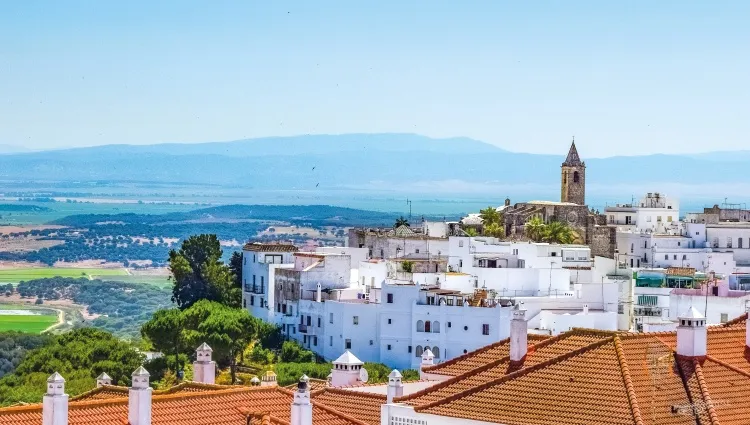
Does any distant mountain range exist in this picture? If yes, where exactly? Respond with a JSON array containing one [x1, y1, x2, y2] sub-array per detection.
[[0, 134, 748, 196]]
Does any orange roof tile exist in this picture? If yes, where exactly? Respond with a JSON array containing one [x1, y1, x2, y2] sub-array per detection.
[[0, 385, 362, 425], [421, 334, 550, 377], [311, 388, 385, 425]]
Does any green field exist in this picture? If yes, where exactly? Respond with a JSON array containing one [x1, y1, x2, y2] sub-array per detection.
[[0, 267, 128, 284], [0, 308, 58, 333], [90, 274, 172, 287]]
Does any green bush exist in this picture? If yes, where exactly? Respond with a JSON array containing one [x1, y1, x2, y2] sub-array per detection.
[[280, 341, 315, 363]]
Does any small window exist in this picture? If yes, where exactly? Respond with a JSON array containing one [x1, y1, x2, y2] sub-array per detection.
[[463, 349, 468, 354], [387, 293, 394, 303], [388, 318, 392, 324], [314, 336, 318, 346], [408, 345, 412, 353], [665, 255, 668, 260], [253, 275, 256, 284], [682, 255, 687, 260], [250, 295, 255, 306], [720, 313, 728, 323], [425, 321, 431, 333], [482, 324, 490, 335], [345, 339, 351, 349], [244, 256, 247, 265], [447, 322, 451, 328], [353, 316, 359, 325], [306, 315, 311, 326], [243, 299, 246, 308], [551, 252, 557, 257], [417, 320, 425, 332], [317, 317, 321, 327], [329, 336, 333, 346], [415, 346, 423, 357], [329, 313, 333, 324], [387, 344, 392, 350], [459, 240, 464, 247], [673, 255, 677, 260], [433, 346, 440, 359], [415, 249, 420, 254], [464, 325, 468, 331], [370, 340, 374, 346]]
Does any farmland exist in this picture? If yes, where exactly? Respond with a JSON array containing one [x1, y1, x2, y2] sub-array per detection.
[[0, 267, 128, 284], [0, 306, 58, 334]]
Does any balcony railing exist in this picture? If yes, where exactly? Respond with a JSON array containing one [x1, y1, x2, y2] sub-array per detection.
[[243, 284, 265, 294], [299, 324, 308, 333]]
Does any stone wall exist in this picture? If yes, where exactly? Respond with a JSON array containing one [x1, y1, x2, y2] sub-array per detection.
[[590, 226, 616, 259]]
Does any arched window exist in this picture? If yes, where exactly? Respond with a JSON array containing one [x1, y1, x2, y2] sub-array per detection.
[[573, 171, 580, 183], [424, 321, 431, 333], [432, 346, 440, 359], [416, 320, 424, 332], [415, 345, 423, 357], [432, 321, 440, 333]]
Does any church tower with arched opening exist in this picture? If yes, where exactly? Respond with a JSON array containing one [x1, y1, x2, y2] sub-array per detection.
[[561, 139, 585, 205]]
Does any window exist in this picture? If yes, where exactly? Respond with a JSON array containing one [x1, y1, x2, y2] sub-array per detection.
[[292, 326, 296, 334], [415, 248, 420, 254], [665, 254, 669, 260], [253, 255, 256, 262], [303, 335, 307, 344], [416, 320, 425, 332], [482, 324, 490, 335], [387, 344, 392, 351], [345, 339, 351, 350], [329, 313, 333, 324], [459, 240, 464, 247], [646, 216, 651, 222], [317, 317, 321, 327], [424, 321, 431, 333], [459, 260, 463, 268], [637, 295, 658, 306], [464, 325, 469, 331], [573, 171, 580, 183], [739, 238, 744, 249], [387, 293, 394, 303], [667, 216, 673, 222], [370, 340, 374, 345], [380, 249, 384, 257], [644, 241, 648, 248], [630, 243, 634, 253], [408, 346, 412, 353], [250, 296, 255, 306], [673, 255, 677, 260], [387, 318, 392, 324], [329, 336, 333, 346], [243, 299, 246, 308], [306, 316, 311, 326], [625, 216, 632, 225], [432, 346, 440, 359], [353, 316, 359, 325], [260, 276, 264, 286], [415, 346, 423, 357], [432, 321, 440, 333], [720, 313, 729, 323], [513, 249, 519, 255], [313, 337, 318, 346], [727, 237, 733, 248], [253, 275, 256, 284], [682, 255, 687, 260], [244, 256, 247, 265], [447, 322, 451, 328]]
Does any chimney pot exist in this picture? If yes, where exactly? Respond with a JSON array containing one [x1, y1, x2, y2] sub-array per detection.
[[510, 306, 528, 362], [676, 307, 707, 358], [386, 370, 404, 404], [43, 373, 68, 425], [193, 342, 216, 384], [129, 367, 152, 425], [291, 375, 312, 425]]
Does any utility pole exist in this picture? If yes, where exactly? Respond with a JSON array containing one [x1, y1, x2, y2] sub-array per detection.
[[406, 199, 412, 221]]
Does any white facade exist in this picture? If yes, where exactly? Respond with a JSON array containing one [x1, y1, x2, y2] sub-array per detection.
[[241, 246, 296, 324], [605, 192, 679, 233]]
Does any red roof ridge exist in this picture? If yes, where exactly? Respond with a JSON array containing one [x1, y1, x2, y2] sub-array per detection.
[[245, 412, 290, 425], [421, 338, 511, 373], [721, 312, 748, 327], [692, 358, 721, 425], [413, 336, 616, 413], [704, 354, 750, 379], [309, 397, 371, 425], [613, 335, 645, 425], [70, 384, 128, 401], [311, 387, 386, 400]]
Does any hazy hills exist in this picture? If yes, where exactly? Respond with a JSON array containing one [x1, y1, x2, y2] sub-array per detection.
[[0, 134, 748, 193]]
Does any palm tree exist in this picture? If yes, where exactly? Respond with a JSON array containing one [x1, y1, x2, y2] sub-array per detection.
[[479, 206, 501, 226], [524, 216, 546, 242], [483, 222, 504, 238], [543, 221, 575, 244], [394, 216, 410, 228]]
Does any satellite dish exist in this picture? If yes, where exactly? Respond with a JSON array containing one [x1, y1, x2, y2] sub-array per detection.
[[359, 368, 369, 383]]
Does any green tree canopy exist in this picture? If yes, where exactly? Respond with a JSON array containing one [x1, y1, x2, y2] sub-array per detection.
[[229, 251, 243, 289], [169, 234, 239, 309], [543, 221, 576, 244], [479, 206, 501, 226], [524, 216, 546, 242]]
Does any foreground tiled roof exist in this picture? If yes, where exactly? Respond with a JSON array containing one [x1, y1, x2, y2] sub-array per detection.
[[0, 385, 364, 425], [408, 321, 750, 425], [72, 382, 238, 401], [312, 388, 386, 425], [283, 378, 328, 392], [421, 333, 550, 377]]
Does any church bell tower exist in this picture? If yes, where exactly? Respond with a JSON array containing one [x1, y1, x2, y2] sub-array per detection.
[[561, 138, 585, 205]]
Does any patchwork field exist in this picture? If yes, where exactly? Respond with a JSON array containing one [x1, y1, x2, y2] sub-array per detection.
[[91, 274, 172, 288], [0, 267, 128, 283], [0, 306, 58, 333]]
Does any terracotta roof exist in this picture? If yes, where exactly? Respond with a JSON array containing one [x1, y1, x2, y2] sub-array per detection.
[[72, 382, 240, 401], [243, 242, 298, 252], [311, 388, 386, 425], [0, 385, 363, 425], [283, 378, 328, 392], [409, 321, 750, 425], [421, 333, 551, 377]]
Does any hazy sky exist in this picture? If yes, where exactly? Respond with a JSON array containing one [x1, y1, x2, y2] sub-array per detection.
[[1, 1, 748, 156]]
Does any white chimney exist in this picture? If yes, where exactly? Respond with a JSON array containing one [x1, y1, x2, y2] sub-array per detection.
[[510, 306, 528, 362], [43, 372, 68, 425], [129, 366, 152, 425], [583, 303, 589, 315], [193, 342, 216, 385], [316, 283, 322, 303], [418, 348, 434, 379], [331, 350, 364, 387], [676, 307, 707, 358], [386, 370, 404, 404], [746, 308, 750, 349], [96, 372, 112, 388], [290, 375, 313, 425]]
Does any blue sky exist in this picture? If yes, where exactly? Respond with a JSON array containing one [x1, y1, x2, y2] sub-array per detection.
[[0, 1, 748, 156]]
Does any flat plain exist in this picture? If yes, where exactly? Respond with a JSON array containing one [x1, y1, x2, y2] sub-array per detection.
[[0, 267, 128, 283]]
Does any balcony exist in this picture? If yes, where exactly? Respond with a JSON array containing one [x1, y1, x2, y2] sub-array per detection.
[[299, 324, 308, 333], [244, 284, 265, 294]]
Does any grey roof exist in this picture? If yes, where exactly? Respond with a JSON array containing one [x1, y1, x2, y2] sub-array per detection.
[[562, 140, 584, 166]]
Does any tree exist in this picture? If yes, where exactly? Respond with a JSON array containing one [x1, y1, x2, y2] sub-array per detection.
[[543, 221, 575, 244], [479, 206, 501, 226], [525, 216, 546, 242], [394, 216, 410, 228], [229, 251, 243, 290], [280, 340, 315, 363], [181, 300, 255, 384], [169, 234, 238, 309], [463, 228, 478, 237], [483, 222, 504, 238], [141, 309, 185, 373]]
